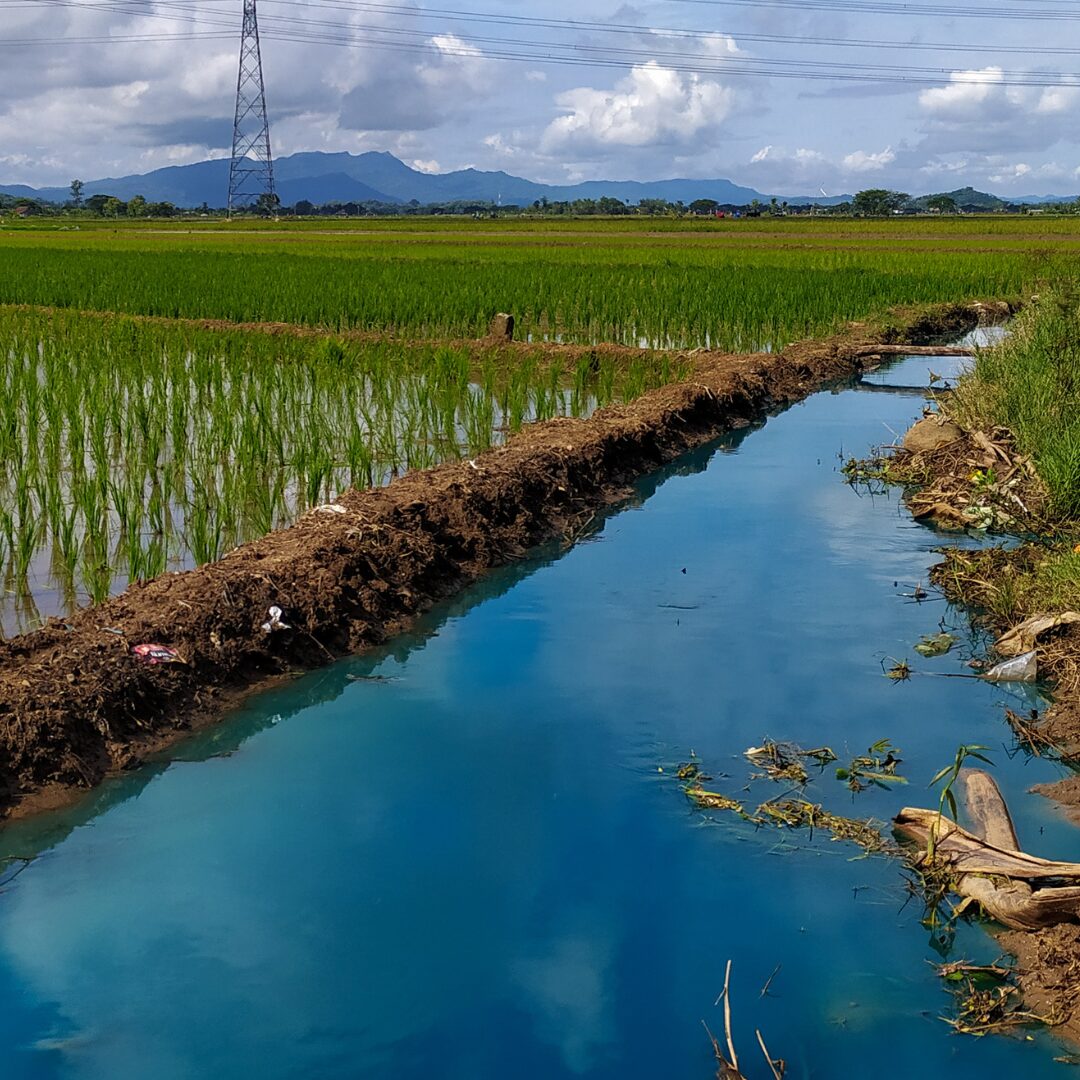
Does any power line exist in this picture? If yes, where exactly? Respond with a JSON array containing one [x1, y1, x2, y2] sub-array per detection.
[[22, 0, 1080, 45], [666, 0, 1080, 19], [15, 0, 1080, 87]]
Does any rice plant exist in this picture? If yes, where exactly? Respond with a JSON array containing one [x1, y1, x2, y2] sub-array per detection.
[[0, 308, 685, 635], [0, 221, 1041, 349]]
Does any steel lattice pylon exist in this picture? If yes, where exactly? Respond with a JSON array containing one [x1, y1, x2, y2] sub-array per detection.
[[227, 0, 275, 215]]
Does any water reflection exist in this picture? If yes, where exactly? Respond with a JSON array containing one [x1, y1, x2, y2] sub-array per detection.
[[2, 343, 1074, 1080]]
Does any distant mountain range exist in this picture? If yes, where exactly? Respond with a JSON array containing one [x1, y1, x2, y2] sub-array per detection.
[[0, 151, 834, 208], [1, 152, 1076, 209]]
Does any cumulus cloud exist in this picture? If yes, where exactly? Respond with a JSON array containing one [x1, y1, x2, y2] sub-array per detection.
[[919, 67, 1009, 119], [743, 144, 906, 192], [841, 147, 896, 172], [540, 62, 737, 154], [917, 66, 1080, 155], [337, 32, 494, 133], [0, 0, 504, 184]]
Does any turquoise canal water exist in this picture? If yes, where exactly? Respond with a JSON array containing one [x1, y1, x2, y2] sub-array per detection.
[[2, 338, 1077, 1079]]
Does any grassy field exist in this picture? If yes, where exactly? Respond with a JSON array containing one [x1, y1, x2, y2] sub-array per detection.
[[0, 215, 1064, 349], [0, 214, 1072, 634]]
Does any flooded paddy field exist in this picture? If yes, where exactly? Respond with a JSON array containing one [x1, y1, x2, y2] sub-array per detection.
[[0, 308, 682, 636], [2, 345, 1074, 1079]]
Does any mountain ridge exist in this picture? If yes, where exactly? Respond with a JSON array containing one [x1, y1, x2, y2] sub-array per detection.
[[0, 151, 841, 208], [1, 151, 1076, 209]]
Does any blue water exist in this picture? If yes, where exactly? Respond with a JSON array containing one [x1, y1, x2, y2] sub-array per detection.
[[1, 347, 1076, 1079]]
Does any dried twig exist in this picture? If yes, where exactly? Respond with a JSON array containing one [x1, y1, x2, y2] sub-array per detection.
[[755, 1030, 785, 1080]]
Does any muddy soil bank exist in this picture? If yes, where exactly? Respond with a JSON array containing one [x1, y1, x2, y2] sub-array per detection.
[[997, 925, 1080, 1045], [886, 404, 1080, 1049], [0, 300, 1008, 822]]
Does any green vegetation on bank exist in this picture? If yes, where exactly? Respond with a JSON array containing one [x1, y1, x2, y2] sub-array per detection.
[[953, 291, 1080, 519], [929, 291, 1080, 636]]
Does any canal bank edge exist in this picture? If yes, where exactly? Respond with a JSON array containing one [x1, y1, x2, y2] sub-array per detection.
[[0, 299, 1013, 822], [885, 374, 1080, 1048]]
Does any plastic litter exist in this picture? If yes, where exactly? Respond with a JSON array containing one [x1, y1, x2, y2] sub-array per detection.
[[313, 504, 348, 516], [995, 612, 1080, 658], [131, 644, 184, 665], [261, 606, 291, 633], [982, 650, 1038, 683]]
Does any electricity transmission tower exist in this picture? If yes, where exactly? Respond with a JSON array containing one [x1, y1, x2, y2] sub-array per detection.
[[227, 0, 275, 215]]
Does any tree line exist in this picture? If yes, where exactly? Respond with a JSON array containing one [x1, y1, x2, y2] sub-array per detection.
[[3, 180, 1076, 220]]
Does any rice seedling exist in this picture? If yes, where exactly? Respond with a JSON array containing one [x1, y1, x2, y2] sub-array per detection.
[[0, 307, 681, 635]]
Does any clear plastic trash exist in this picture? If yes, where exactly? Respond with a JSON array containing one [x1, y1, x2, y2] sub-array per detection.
[[983, 649, 1038, 683]]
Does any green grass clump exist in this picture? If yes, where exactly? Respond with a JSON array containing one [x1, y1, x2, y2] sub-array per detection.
[[952, 290, 1080, 518], [932, 545, 1080, 624]]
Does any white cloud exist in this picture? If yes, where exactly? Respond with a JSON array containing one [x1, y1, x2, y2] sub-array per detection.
[[917, 67, 1080, 157], [751, 145, 773, 163], [841, 147, 896, 172], [540, 62, 736, 154], [429, 33, 482, 59], [919, 67, 1006, 119]]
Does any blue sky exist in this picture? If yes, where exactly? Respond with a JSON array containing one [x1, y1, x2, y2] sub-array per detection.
[[2, 0, 1078, 195]]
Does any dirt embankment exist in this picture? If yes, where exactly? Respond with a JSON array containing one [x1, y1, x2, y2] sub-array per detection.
[[997, 924, 1080, 1041], [884, 380, 1080, 1049], [0, 301, 1002, 821]]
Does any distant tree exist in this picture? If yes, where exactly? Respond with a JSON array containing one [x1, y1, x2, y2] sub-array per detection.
[[146, 201, 176, 218], [69, 178, 84, 207], [128, 194, 148, 217], [852, 189, 910, 216], [689, 198, 720, 216], [597, 196, 630, 215], [637, 198, 670, 216], [254, 192, 281, 215], [294, 199, 315, 216], [926, 194, 958, 214]]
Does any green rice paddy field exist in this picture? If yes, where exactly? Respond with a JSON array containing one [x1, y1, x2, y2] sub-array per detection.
[[0, 214, 1073, 633]]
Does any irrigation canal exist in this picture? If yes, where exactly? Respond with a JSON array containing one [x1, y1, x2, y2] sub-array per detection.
[[2, 333, 1076, 1079]]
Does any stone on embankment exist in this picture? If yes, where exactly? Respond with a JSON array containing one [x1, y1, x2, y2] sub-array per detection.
[[489, 313, 515, 341], [903, 417, 963, 453]]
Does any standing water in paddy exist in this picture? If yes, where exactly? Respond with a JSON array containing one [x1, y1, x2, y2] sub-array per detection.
[[1, 342, 1075, 1079]]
